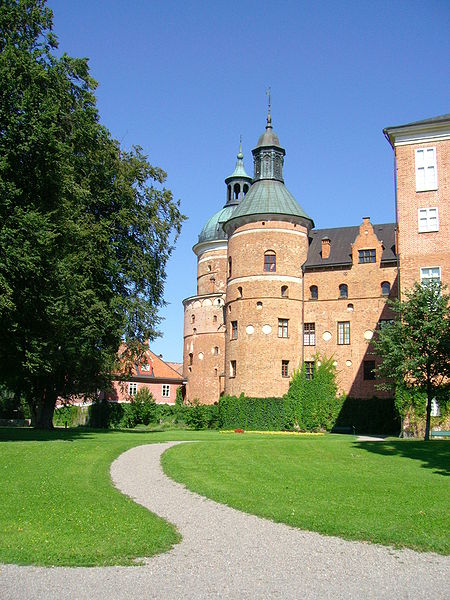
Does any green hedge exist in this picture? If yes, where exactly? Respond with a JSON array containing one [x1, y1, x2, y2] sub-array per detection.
[[86, 396, 219, 430], [53, 405, 88, 427], [218, 394, 295, 431]]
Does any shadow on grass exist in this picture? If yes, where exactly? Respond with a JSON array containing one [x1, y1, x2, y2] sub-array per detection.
[[0, 426, 168, 443], [354, 439, 450, 477]]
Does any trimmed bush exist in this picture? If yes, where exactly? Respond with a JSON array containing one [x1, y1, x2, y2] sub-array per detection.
[[53, 405, 88, 427], [219, 394, 295, 431]]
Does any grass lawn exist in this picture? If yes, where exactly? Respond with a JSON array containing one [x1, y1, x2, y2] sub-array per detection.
[[0, 427, 223, 566], [1, 428, 448, 567], [162, 434, 450, 554]]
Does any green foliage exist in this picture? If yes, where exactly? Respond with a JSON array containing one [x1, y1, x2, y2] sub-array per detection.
[[120, 388, 157, 428], [184, 399, 219, 430], [374, 282, 450, 439], [0, 384, 27, 419], [395, 383, 449, 438], [285, 356, 343, 431], [0, 1, 185, 428], [219, 393, 295, 431], [53, 405, 88, 427]]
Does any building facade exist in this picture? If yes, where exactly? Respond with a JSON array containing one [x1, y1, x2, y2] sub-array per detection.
[[183, 113, 449, 404]]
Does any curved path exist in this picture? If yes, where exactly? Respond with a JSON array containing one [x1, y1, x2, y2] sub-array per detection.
[[1, 442, 449, 599]]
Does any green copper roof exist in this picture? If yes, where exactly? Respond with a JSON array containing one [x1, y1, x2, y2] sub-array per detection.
[[197, 205, 237, 243], [225, 143, 252, 182], [225, 179, 313, 225]]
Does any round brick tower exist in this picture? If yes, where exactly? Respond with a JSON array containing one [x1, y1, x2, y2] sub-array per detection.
[[223, 111, 314, 398], [183, 146, 252, 403]]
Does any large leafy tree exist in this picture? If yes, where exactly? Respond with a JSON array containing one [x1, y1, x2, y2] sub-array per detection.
[[0, 0, 185, 428], [374, 281, 450, 440]]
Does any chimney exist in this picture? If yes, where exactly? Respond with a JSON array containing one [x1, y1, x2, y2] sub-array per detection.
[[321, 236, 331, 260]]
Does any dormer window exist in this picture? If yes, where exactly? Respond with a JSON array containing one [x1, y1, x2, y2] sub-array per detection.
[[359, 249, 376, 263], [264, 250, 276, 272]]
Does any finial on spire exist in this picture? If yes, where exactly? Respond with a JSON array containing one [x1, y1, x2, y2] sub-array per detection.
[[237, 134, 243, 159], [266, 86, 272, 128]]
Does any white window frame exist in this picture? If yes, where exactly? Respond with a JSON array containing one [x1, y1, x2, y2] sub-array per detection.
[[420, 266, 441, 286], [162, 384, 170, 398], [129, 382, 138, 397], [418, 207, 439, 233], [415, 147, 437, 192]]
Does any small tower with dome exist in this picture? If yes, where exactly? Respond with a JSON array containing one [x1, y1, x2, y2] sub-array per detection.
[[182, 145, 252, 403]]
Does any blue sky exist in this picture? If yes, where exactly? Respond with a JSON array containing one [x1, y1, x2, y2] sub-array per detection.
[[48, 0, 449, 362]]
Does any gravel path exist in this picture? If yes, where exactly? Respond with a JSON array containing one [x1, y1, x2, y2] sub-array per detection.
[[1, 441, 449, 600]]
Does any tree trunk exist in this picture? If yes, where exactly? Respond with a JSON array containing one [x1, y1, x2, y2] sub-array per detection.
[[424, 381, 432, 442], [30, 391, 56, 429]]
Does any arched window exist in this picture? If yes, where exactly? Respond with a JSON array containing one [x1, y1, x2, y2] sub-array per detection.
[[281, 285, 288, 298], [339, 284, 348, 299], [188, 353, 193, 366], [227, 185, 231, 203], [228, 256, 232, 277], [243, 184, 249, 196], [233, 183, 240, 200], [191, 314, 195, 324], [264, 250, 276, 272], [237, 286, 243, 298], [214, 346, 219, 355], [310, 285, 318, 300], [381, 281, 390, 296]]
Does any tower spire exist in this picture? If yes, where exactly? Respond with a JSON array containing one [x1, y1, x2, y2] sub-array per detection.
[[266, 86, 272, 128]]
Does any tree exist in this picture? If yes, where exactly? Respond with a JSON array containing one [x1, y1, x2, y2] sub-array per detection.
[[0, 1, 185, 428], [374, 281, 450, 440]]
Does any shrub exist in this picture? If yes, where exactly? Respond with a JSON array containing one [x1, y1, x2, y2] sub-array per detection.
[[218, 394, 295, 431], [285, 356, 344, 431], [53, 405, 88, 427], [184, 399, 218, 430], [88, 399, 124, 428]]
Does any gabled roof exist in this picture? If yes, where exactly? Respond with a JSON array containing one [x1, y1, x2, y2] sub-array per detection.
[[304, 223, 396, 269], [117, 344, 184, 382]]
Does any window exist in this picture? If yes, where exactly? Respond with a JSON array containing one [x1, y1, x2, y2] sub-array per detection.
[[231, 321, 238, 340], [420, 267, 441, 286], [337, 321, 350, 345], [129, 382, 137, 397], [358, 249, 376, 263], [304, 361, 314, 380], [230, 360, 236, 378], [213, 315, 218, 323], [339, 284, 348, 299], [415, 147, 437, 191], [214, 346, 219, 355], [281, 285, 288, 298], [162, 384, 170, 398], [188, 353, 193, 366], [228, 256, 232, 277], [264, 251, 276, 272], [381, 281, 390, 296], [278, 318, 289, 338], [141, 363, 150, 372], [237, 286, 243, 298], [418, 207, 439, 232], [281, 360, 289, 378], [191, 314, 195, 324], [363, 360, 375, 381], [304, 322, 315, 346], [310, 285, 318, 300]]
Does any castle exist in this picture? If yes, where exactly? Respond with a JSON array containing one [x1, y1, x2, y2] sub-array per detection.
[[182, 112, 449, 404]]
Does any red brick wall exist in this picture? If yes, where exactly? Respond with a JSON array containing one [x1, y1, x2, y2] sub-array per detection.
[[395, 139, 449, 292]]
